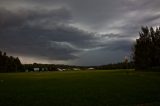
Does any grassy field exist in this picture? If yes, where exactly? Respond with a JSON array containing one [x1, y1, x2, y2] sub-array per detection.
[[0, 70, 160, 106]]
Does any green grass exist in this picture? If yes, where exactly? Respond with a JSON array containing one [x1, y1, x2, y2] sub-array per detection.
[[0, 70, 160, 106]]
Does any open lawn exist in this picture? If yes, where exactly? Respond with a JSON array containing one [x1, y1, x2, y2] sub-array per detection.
[[0, 70, 160, 106]]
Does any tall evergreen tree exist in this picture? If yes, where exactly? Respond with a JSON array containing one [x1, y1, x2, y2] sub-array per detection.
[[133, 26, 160, 70]]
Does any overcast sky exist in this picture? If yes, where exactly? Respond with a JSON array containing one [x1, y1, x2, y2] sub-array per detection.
[[0, 0, 160, 65]]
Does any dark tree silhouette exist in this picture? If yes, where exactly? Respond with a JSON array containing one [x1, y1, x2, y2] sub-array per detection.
[[133, 26, 160, 70], [0, 50, 23, 72]]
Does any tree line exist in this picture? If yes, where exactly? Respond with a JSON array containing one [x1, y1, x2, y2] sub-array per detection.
[[94, 62, 134, 70], [0, 51, 22, 73], [24, 62, 134, 72]]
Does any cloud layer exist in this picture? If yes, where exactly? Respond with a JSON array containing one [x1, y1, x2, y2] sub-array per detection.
[[0, 0, 160, 65]]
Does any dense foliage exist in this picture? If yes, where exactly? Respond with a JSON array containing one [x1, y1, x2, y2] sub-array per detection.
[[0, 51, 22, 72], [133, 26, 160, 70]]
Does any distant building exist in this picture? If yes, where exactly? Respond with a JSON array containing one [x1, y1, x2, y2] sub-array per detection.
[[33, 68, 40, 72], [57, 68, 63, 71], [88, 68, 94, 70]]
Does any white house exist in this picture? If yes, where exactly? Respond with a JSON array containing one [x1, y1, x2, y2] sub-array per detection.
[[88, 67, 94, 70], [33, 68, 40, 72], [57, 68, 63, 71]]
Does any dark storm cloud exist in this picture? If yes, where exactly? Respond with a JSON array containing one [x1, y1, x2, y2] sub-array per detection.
[[0, 0, 160, 65], [0, 8, 104, 61], [0, 8, 72, 29]]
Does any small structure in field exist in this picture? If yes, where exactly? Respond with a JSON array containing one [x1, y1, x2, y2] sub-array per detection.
[[57, 68, 63, 71], [33, 68, 40, 72], [88, 67, 94, 70]]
